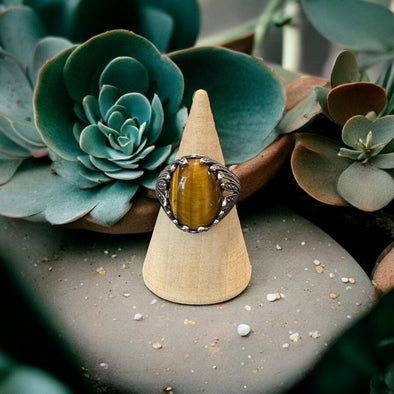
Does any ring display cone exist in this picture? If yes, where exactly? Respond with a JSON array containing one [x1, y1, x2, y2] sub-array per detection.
[[142, 90, 251, 305]]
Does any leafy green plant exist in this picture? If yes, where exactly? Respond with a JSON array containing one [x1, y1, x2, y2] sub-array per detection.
[[0, 0, 199, 52]]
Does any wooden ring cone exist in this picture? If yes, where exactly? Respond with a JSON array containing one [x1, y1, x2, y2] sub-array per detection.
[[142, 89, 252, 305]]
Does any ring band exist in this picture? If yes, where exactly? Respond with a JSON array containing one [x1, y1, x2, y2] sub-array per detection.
[[156, 154, 240, 233]]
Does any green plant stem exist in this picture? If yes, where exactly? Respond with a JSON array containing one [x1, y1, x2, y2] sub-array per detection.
[[197, 0, 287, 52], [196, 18, 259, 47], [281, 1, 302, 72], [253, 0, 288, 53]]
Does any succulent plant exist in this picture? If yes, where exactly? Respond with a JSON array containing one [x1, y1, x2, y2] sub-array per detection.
[[0, 0, 199, 53], [0, 28, 284, 226], [291, 114, 394, 211], [36, 29, 187, 190], [0, 6, 72, 184]]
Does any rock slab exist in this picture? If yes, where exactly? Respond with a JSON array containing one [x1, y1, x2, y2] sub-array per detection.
[[0, 205, 375, 393]]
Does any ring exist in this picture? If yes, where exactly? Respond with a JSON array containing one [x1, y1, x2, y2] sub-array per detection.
[[156, 154, 240, 233]]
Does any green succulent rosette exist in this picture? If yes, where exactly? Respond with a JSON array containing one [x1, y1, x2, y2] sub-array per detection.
[[0, 29, 284, 227]]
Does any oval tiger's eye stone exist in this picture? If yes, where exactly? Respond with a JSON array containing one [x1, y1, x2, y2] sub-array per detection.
[[169, 158, 222, 230]]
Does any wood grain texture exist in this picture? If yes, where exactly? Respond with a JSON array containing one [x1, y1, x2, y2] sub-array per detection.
[[143, 90, 251, 304]]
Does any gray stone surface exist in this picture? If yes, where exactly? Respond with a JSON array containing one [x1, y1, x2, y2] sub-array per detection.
[[0, 205, 375, 393]]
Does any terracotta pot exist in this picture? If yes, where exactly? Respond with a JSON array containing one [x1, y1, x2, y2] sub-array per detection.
[[372, 242, 394, 295]]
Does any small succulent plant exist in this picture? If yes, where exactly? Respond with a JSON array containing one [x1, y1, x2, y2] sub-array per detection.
[[35, 30, 187, 202], [291, 112, 394, 211], [278, 48, 394, 212]]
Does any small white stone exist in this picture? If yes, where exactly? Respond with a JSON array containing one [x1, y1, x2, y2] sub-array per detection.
[[237, 324, 251, 337], [134, 313, 143, 321], [313, 259, 321, 265], [329, 273, 335, 278], [99, 362, 109, 369], [276, 244, 282, 250], [341, 277, 349, 283], [266, 293, 282, 302], [289, 332, 300, 342], [282, 343, 290, 349], [244, 305, 252, 311], [309, 330, 321, 339]]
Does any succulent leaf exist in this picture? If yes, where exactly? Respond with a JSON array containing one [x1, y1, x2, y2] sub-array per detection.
[[99, 56, 149, 95], [170, 46, 285, 164], [29, 36, 73, 83], [291, 133, 350, 206], [0, 158, 23, 183], [342, 115, 394, 153], [0, 6, 45, 69], [0, 51, 34, 121], [327, 82, 387, 125], [301, 0, 394, 53], [370, 152, 394, 169], [331, 50, 360, 88], [337, 161, 394, 211]]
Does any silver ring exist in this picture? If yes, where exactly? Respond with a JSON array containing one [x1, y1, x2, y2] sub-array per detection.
[[156, 154, 240, 233]]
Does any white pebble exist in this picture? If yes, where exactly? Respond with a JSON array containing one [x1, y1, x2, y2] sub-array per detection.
[[134, 313, 143, 321], [309, 330, 321, 339], [237, 324, 251, 337], [289, 332, 300, 342], [99, 362, 109, 369], [282, 343, 290, 349], [244, 305, 252, 311], [313, 259, 321, 265], [276, 244, 282, 250], [341, 277, 349, 283], [266, 292, 283, 302]]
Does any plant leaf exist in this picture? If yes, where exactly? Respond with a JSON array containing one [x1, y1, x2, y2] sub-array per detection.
[[301, 0, 394, 52], [331, 50, 359, 87], [0, 6, 46, 69], [88, 180, 139, 226], [327, 83, 387, 126], [370, 152, 394, 169], [0, 158, 139, 225], [277, 89, 321, 134], [63, 30, 184, 115], [138, 4, 174, 53], [291, 133, 350, 206], [342, 115, 394, 148], [99, 56, 149, 96], [29, 36, 73, 84], [170, 46, 285, 164], [0, 51, 33, 121], [34, 45, 81, 161], [0, 158, 23, 184], [337, 162, 394, 211]]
